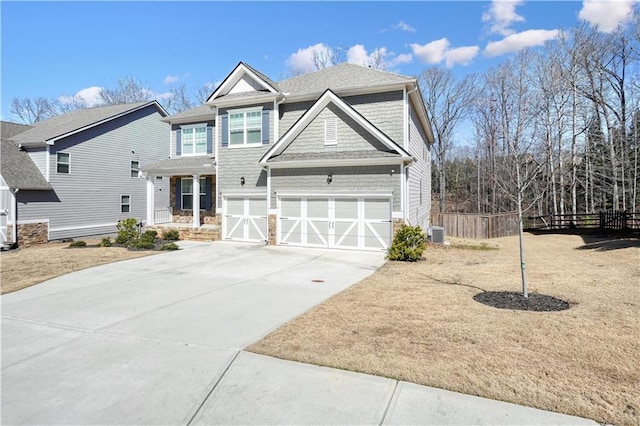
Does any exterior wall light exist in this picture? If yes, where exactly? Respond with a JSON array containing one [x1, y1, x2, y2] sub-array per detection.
[[240, 177, 245, 186], [327, 174, 333, 184]]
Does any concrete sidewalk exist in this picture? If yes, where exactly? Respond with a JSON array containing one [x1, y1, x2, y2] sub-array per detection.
[[1, 241, 598, 425]]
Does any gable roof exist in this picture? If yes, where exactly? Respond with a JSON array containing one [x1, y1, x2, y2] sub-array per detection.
[[162, 105, 215, 123], [11, 101, 168, 146], [206, 62, 280, 103], [1, 122, 51, 190], [278, 63, 413, 96], [260, 89, 412, 166]]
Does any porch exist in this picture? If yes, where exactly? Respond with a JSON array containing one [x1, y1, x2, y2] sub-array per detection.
[[146, 220, 221, 241]]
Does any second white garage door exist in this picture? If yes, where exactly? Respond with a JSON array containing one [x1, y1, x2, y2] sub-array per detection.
[[278, 196, 392, 251]]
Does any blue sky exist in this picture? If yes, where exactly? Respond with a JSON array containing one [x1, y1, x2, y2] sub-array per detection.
[[1, 1, 637, 121]]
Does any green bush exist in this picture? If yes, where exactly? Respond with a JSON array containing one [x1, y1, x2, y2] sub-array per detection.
[[68, 240, 87, 248], [387, 225, 426, 262], [141, 230, 158, 243], [160, 242, 179, 251], [116, 218, 139, 244], [100, 237, 112, 247], [128, 240, 155, 250], [162, 229, 180, 241]]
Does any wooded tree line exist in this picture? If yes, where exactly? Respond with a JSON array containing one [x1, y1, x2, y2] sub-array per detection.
[[423, 21, 640, 217]]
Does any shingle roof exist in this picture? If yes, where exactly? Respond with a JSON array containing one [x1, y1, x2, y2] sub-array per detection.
[[267, 150, 401, 163], [0, 139, 52, 190], [278, 63, 413, 95], [1, 121, 33, 139], [242, 62, 280, 91], [165, 105, 215, 121], [11, 101, 165, 145], [141, 156, 216, 175]]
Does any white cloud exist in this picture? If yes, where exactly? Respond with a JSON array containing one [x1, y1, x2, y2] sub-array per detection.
[[285, 43, 333, 74], [485, 29, 559, 56], [410, 38, 450, 64], [155, 92, 172, 101], [444, 46, 481, 67], [347, 45, 414, 69], [390, 53, 413, 66], [579, 0, 636, 32], [482, 0, 525, 35], [59, 86, 103, 107], [395, 21, 416, 33], [346, 44, 370, 66], [411, 38, 479, 67], [163, 75, 179, 85]]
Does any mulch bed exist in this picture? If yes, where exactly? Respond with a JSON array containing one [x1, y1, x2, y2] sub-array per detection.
[[473, 291, 570, 312]]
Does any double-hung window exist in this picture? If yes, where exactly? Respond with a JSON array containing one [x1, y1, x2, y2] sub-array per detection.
[[181, 178, 206, 210], [57, 152, 70, 174], [121, 195, 131, 213], [229, 108, 262, 146], [180, 125, 207, 155], [130, 160, 139, 178]]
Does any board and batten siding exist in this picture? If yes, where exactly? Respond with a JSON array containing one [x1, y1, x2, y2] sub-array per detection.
[[270, 165, 401, 211], [216, 103, 272, 209], [407, 104, 431, 229], [16, 105, 169, 240]]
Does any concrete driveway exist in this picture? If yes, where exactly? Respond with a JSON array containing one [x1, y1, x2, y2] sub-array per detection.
[[1, 241, 385, 424], [1, 241, 597, 425]]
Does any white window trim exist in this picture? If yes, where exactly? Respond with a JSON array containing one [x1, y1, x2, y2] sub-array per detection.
[[228, 106, 263, 148], [121, 195, 131, 213], [131, 160, 140, 178], [57, 152, 70, 174], [324, 117, 337, 146], [181, 177, 207, 211], [180, 123, 208, 157]]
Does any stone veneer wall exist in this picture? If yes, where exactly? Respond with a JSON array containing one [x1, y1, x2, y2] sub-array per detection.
[[146, 214, 222, 242], [268, 214, 277, 245], [169, 176, 217, 225], [392, 218, 405, 238], [7, 222, 49, 248]]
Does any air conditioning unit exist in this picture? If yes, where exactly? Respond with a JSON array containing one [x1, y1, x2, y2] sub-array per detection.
[[430, 226, 445, 244]]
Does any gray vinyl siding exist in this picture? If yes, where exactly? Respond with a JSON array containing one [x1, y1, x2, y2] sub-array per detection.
[[407, 104, 431, 229], [281, 104, 388, 155], [216, 103, 272, 207], [270, 165, 402, 211], [278, 92, 404, 144], [27, 147, 47, 177], [16, 105, 169, 240]]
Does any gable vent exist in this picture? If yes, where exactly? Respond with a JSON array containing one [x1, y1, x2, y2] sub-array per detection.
[[324, 118, 337, 145]]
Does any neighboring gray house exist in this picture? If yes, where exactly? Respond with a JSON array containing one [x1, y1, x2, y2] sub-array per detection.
[[0, 101, 170, 246], [143, 62, 434, 251]]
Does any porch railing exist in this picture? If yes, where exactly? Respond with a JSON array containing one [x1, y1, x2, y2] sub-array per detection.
[[154, 208, 172, 224]]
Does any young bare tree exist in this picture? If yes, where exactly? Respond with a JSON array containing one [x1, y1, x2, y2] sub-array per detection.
[[9, 97, 59, 123], [419, 67, 478, 212], [99, 76, 154, 105]]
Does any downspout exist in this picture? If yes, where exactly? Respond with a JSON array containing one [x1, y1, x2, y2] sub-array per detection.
[[11, 188, 19, 247], [266, 93, 287, 245]]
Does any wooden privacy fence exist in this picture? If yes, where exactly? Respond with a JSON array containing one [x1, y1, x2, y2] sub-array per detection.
[[430, 212, 520, 239]]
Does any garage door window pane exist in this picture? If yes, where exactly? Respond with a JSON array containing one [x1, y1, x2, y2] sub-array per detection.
[[307, 199, 328, 218], [365, 198, 390, 220], [335, 198, 358, 219]]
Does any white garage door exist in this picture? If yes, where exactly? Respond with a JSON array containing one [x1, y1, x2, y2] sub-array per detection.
[[223, 196, 267, 242], [278, 196, 392, 251]]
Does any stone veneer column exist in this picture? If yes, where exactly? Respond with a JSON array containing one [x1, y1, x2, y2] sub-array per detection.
[[268, 214, 277, 245]]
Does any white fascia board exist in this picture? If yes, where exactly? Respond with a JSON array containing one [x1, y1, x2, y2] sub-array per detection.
[[208, 93, 278, 109], [261, 90, 411, 164], [408, 86, 435, 144], [266, 157, 411, 169], [207, 63, 279, 102], [143, 167, 216, 176], [275, 190, 393, 198], [221, 191, 268, 198]]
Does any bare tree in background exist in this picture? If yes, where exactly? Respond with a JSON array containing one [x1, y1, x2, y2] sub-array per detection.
[[99, 77, 154, 105], [9, 97, 58, 123], [419, 67, 478, 212], [311, 46, 345, 70]]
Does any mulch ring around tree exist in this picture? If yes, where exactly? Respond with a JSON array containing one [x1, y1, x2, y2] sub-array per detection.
[[473, 291, 571, 312]]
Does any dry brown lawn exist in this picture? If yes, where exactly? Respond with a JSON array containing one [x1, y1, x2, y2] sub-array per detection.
[[0, 240, 159, 294], [248, 233, 640, 425]]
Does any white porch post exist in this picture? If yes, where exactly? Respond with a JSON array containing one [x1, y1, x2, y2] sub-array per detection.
[[192, 174, 200, 228], [146, 176, 155, 225]]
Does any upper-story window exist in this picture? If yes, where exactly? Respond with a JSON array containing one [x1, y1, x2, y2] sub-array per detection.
[[229, 108, 262, 146], [130, 160, 139, 178], [57, 152, 70, 174], [180, 125, 207, 155]]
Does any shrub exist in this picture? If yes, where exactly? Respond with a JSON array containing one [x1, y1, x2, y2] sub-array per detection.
[[100, 237, 112, 247], [128, 240, 155, 250], [141, 230, 158, 243], [116, 218, 139, 244], [160, 242, 179, 251], [68, 240, 87, 248], [387, 225, 426, 262], [162, 229, 180, 241]]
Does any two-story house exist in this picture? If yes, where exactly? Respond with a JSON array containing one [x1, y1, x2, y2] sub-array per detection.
[[1, 101, 170, 247], [143, 62, 434, 251]]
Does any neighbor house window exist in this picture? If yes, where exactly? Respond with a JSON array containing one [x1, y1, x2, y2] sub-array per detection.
[[324, 118, 337, 145], [57, 152, 70, 174], [180, 125, 207, 155], [130, 160, 139, 178], [121, 195, 131, 213], [229, 108, 261, 146], [181, 178, 206, 210]]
